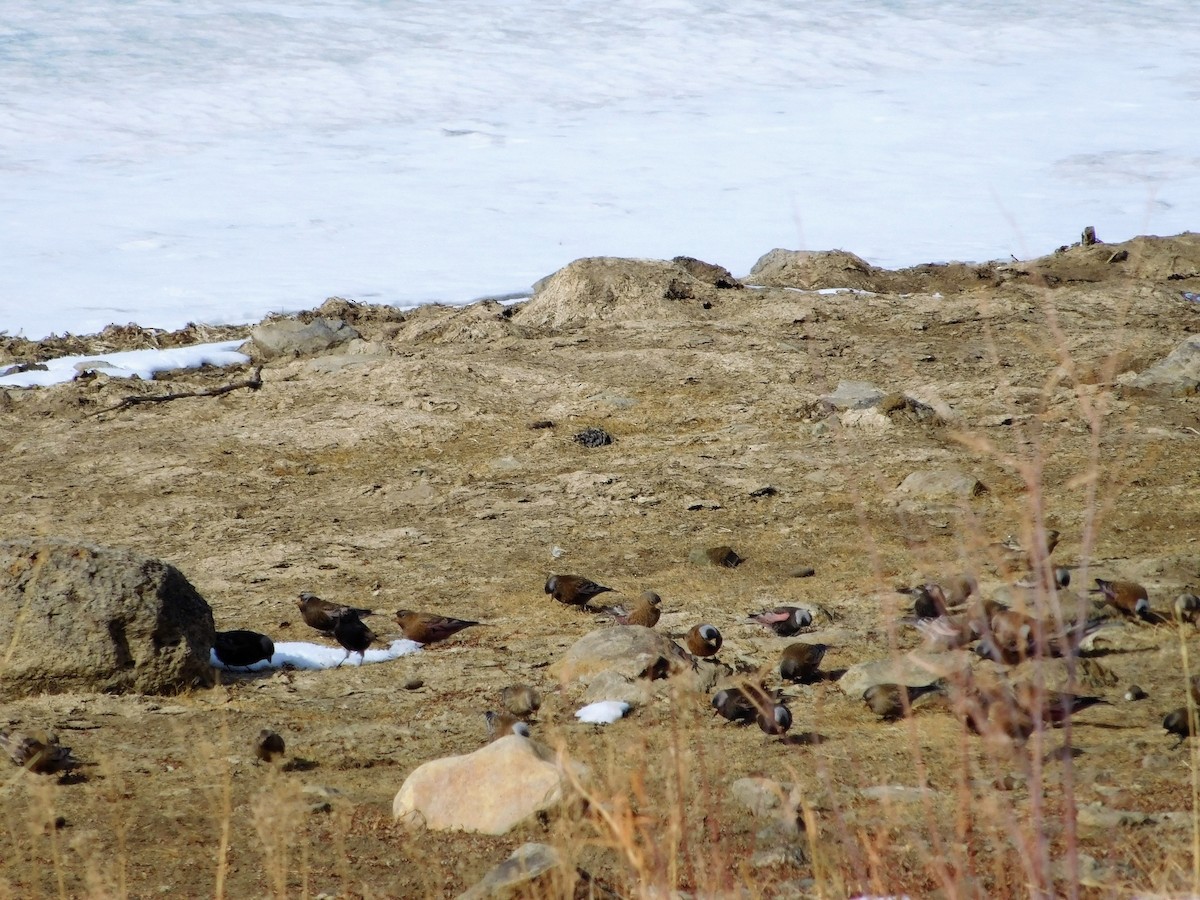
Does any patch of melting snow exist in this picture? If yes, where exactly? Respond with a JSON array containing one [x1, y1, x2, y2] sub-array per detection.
[[210, 639, 420, 671], [575, 700, 630, 725], [0, 340, 250, 388]]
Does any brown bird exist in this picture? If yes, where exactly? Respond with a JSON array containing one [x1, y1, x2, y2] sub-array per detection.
[[749, 606, 813, 637], [1164, 707, 1197, 746], [975, 611, 1113, 665], [863, 682, 944, 720], [991, 529, 1060, 574], [329, 610, 379, 666], [1090, 579, 1150, 620], [499, 684, 542, 718], [484, 711, 531, 741], [780, 642, 827, 683], [1012, 682, 1109, 728], [545, 574, 614, 609], [0, 730, 79, 775], [254, 729, 286, 763], [758, 703, 793, 736], [214, 630, 275, 669], [394, 609, 481, 645], [296, 592, 374, 633], [685, 624, 723, 658], [601, 591, 662, 627], [904, 574, 977, 619]]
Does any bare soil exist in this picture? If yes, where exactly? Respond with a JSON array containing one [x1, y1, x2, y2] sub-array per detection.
[[1, 234, 1199, 898]]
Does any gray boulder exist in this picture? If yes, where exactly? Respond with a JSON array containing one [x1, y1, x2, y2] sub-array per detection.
[[837, 651, 972, 697], [1120, 335, 1200, 396], [895, 469, 987, 499], [248, 317, 360, 359], [456, 843, 566, 899], [0, 537, 215, 698]]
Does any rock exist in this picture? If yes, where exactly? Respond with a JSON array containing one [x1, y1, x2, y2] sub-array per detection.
[[393, 735, 581, 835], [839, 408, 894, 429], [788, 566, 816, 579], [748, 249, 881, 291], [837, 651, 972, 698], [671, 256, 744, 289], [554, 626, 692, 686], [730, 777, 796, 820], [0, 537, 216, 698], [818, 380, 885, 412], [516, 257, 717, 330], [580, 670, 649, 707], [1120, 335, 1200, 396], [688, 546, 743, 568], [249, 317, 360, 359], [895, 469, 987, 499], [456, 843, 565, 899]]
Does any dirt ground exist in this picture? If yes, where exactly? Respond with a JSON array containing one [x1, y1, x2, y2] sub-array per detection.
[[1, 233, 1199, 898]]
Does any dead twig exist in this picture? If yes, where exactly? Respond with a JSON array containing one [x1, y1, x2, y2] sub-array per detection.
[[90, 365, 263, 417]]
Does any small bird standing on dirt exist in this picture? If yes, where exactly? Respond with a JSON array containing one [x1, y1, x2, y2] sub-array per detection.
[[296, 592, 374, 633], [484, 711, 531, 741], [685, 624, 723, 658], [863, 683, 945, 720], [213, 630, 275, 669], [601, 591, 662, 628], [394, 609, 481, 645], [712, 683, 777, 725], [329, 610, 379, 666], [545, 574, 614, 609], [0, 730, 80, 775], [254, 729, 286, 763], [749, 606, 813, 637], [758, 703, 793, 736], [499, 684, 542, 718], [779, 643, 828, 683], [1012, 682, 1109, 728], [903, 574, 977, 619], [1091, 579, 1151, 620], [1164, 707, 1197, 746]]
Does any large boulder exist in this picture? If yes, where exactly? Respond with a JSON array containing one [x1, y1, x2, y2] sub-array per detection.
[[247, 316, 360, 359], [513, 257, 721, 330], [393, 735, 582, 835], [1120, 335, 1200, 397], [0, 538, 216, 698], [553, 625, 693, 685]]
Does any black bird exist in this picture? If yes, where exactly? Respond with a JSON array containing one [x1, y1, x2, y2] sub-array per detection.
[[214, 630, 275, 669], [712, 683, 777, 725], [330, 610, 379, 666], [1164, 707, 1197, 746], [254, 730, 286, 763], [296, 591, 374, 633], [545, 574, 614, 609]]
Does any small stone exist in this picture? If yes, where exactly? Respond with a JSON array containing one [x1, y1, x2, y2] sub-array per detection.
[[895, 469, 987, 499], [788, 566, 816, 579], [749, 485, 778, 498], [572, 427, 614, 448], [750, 846, 807, 869], [818, 380, 885, 412], [527, 420, 555, 430], [404, 678, 425, 690], [687, 546, 743, 568], [684, 498, 721, 511]]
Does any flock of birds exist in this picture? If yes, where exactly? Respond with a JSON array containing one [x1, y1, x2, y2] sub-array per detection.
[[4, 534, 1200, 776]]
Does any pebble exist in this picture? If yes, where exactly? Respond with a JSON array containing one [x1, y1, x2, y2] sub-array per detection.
[[404, 678, 424, 690]]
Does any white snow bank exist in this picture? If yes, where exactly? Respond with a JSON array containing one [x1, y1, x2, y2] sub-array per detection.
[[210, 638, 421, 672], [575, 700, 631, 725], [0, 340, 250, 389]]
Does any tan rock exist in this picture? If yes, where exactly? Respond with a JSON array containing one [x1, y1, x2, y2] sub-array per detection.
[[393, 735, 582, 835], [553, 625, 692, 685]]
